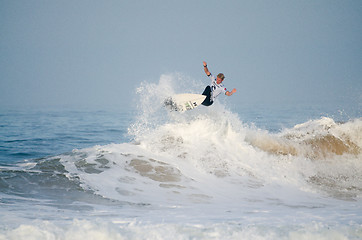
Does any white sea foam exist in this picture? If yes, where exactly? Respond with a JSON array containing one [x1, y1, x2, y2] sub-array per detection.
[[58, 75, 362, 225], [1, 219, 361, 240], [1, 73, 361, 239]]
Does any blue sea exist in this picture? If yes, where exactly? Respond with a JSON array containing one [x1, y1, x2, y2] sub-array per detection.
[[1, 75, 361, 239]]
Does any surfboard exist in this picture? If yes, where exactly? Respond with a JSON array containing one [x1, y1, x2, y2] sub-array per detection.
[[164, 94, 206, 112]]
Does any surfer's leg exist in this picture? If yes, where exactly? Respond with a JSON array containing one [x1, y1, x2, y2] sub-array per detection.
[[201, 86, 213, 106]]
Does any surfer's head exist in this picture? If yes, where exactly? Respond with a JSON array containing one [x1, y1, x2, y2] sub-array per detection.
[[216, 73, 225, 84]]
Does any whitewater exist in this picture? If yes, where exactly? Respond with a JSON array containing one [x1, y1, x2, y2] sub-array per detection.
[[0, 74, 361, 239]]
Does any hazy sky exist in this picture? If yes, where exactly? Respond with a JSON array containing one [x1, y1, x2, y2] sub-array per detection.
[[1, 0, 361, 110]]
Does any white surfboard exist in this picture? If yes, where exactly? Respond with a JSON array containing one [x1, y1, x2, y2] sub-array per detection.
[[164, 94, 206, 112]]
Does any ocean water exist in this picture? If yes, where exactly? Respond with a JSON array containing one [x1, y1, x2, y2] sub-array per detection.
[[0, 75, 361, 239]]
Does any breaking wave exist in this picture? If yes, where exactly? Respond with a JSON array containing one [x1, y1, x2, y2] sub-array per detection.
[[1, 74, 361, 239]]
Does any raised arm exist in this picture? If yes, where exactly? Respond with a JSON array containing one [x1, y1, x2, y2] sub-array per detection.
[[203, 61, 211, 76]]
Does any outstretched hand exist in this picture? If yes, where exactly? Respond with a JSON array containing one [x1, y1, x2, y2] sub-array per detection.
[[203, 61, 207, 67], [226, 88, 236, 96]]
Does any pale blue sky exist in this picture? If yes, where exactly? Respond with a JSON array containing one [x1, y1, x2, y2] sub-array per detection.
[[1, 0, 361, 109]]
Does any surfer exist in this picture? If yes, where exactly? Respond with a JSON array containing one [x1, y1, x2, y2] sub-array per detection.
[[201, 61, 236, 106]]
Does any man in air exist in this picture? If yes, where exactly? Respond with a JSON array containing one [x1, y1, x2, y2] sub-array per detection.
[[201, 61, 237, 106]]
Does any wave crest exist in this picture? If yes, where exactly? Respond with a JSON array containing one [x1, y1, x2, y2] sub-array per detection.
[[247, 117, 361, 159]]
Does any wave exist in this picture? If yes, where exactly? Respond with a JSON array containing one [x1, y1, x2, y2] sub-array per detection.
[[1, 74, 362, 240], [246, 117, 361, 159], [1, 219, 361, 240], [2, 74, 361, 208], [55, 74, 362, 204]]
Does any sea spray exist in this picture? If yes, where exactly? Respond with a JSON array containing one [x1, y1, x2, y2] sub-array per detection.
[[1, 73, 361, 239], [57, 75, 362, 208]]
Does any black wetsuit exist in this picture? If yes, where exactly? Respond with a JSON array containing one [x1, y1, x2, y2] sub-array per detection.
[[201, 86, 213, 106]]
